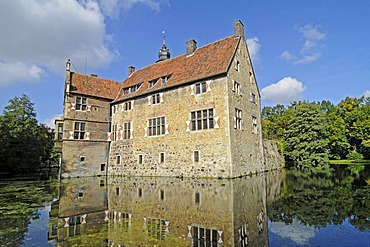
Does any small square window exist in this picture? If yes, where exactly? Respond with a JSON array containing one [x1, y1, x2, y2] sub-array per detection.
[[80, 156, 85, 162], [100, 164, 105, 171]]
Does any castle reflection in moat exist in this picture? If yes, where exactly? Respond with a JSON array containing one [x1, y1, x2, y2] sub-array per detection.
[[49, 170, 284, 246]]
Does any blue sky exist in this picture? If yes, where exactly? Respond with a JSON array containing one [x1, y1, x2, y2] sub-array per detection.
[[0, 0, 369, 127]]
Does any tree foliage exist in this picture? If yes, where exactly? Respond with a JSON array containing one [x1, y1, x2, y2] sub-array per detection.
[[262, 97, 370, 168], [0, 94, 53, 175]]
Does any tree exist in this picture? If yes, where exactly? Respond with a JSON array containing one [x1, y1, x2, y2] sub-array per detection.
[[0, 94, 53, 175], [283, 101, 329, 169]]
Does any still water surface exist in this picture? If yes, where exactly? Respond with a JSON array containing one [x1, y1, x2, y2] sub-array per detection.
[[0, 165, 369, 246]]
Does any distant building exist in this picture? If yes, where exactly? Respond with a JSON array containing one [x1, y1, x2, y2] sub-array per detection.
[[56, 20, 269, 178]]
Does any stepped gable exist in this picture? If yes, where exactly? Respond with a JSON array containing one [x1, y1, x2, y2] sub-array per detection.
[[70, 73, 122, 100], [114, 35, 240, 103]]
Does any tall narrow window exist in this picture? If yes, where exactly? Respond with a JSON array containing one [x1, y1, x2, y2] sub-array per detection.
[[235, 60, 240, 71], [112, 124, 117, 141], [138, 154, 143, 164], [57, 123, 63, 140], [76, 97, 87, 111], [194, 151, 200, 163], [74, 122, 85, 139], [116, 155, 121, 164], [190, 109, 214, 131], [250, 92, 256, 104], [159, 152, 165, 163], [235, 109, 242, 130], [160, 189, 165, 200], [195, 192, 200, 204], [123, 122, 131, 139], [124, 101, 132, 111], [148, 117, 165, 136], [233, 81, 241, 95], [252, 116, 258, 134]]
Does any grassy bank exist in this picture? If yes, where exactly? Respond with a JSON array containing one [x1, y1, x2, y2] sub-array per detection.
[[329, 160, 370, 165]]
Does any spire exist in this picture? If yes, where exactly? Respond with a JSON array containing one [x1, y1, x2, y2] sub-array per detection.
[[157, 31, 170, 62]]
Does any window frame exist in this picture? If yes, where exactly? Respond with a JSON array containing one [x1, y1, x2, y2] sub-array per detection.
[[76, 96, 87, 111], [235, 108, 242, 130], [194, 150, 200, 163], [123, 122, 131, 139], [148, 117, 166, 136], [74, 122, 86, 139], [195, 81, 207, 94], [190, 108, 214, 131]]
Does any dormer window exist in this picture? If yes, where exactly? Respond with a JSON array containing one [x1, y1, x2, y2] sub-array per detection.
[[123, 82, 143, 95], [149, 79, 158, 88], [162, 75, 171, 84], [124, 88, 130, 95]]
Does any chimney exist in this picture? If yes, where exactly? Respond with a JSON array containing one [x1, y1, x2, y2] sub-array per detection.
[[128, 66, 135, 76], [234, 20, 245, 38], [186, 39, 197, 55]]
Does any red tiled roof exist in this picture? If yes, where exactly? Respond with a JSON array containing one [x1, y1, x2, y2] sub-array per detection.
[[114, 35, 240, 103], [70, 73, 122, 100]]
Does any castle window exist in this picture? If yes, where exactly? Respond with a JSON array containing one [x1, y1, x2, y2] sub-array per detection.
[[116, 155, 121, 164], [149, 79, 158, 88], [195, 81, 207, 94], [195, 192, 200, 204], [160, 189, 165, 200], [162, 75, 171, 84], [191, 109, 214, 131], [232, 80, 241, 95], [192, 226, 218, 246], [138, 154, 143, 164], [250, 92, 256, 104], [124, 88, 130, 95], [112, 124, 118, 141], [57, 123, 63, 140], [194, 151, 200, 163], [235, 60, 240, 71], [74, 122, 85, 139], [76, 97, 87, 111], [235, 109, 242, 130], [116, 187, 120, 196], [80, 156, 85, 162], [151, 94, 161, 104], [124, 101, 132, 111], [100, 164, 106, 171], [138, 188, 143, 197], [252, 116, 258, 134], [148, 117, 166, 136], [159, 152, 165, 163], [123, 122, 131, 139]]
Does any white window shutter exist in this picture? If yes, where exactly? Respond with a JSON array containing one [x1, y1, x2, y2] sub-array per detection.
[[186, 120, 191, 132], [120, 130, 123, 140], [121, 103, 125, 112], [107, 132, 112, 141], [190, 85, 195, 95], [130, 128, 133, 139], [232, 80, 235, 92], [233, 116, 237, 129], [206, 80, 212, 92], [148, 96, 152, 106], [165, 124, 169, 134], [87, 105, 92, 112], [69, 131, 74, 139], [160, 93, 164, 103], [70, 103, 76, 110], [144, 127, 148, 138], [214, 116, 220, 129], [131, 100, 134, 109], [85, 132, 90, 140]]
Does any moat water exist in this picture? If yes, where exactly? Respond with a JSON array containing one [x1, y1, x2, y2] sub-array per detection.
[[0, 165, 369, 246]]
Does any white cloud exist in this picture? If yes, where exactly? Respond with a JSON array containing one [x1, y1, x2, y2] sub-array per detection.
[[298, 24, 326, 41], [43, 114, 63, 129], [269, 219, 317, 245], [0, 0, 116, 86], [364, 90, 370, 98], [281, 24, 326, 65], [261, 77, 306, 104], [99, 0, 164, 18], [246, 37, 261, 62], [0, 62, 45, 86]]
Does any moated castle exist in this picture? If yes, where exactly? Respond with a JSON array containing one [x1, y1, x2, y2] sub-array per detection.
[[54, 20, 283, 178]]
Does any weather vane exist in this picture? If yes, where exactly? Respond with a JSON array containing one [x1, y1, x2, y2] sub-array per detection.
[[162, 31, 166, 45]]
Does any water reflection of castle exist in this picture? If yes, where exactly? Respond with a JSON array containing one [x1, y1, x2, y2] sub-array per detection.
[[49, 171, 283, 246]]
